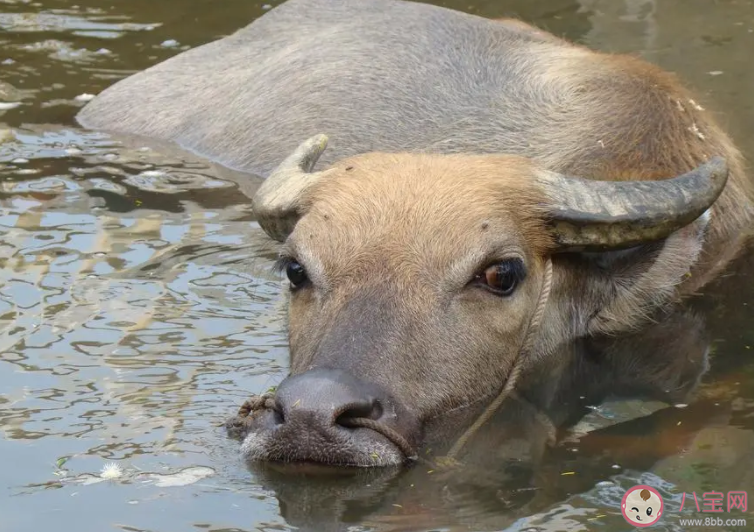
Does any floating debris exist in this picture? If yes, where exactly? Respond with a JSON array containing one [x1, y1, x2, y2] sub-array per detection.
[[137, 466, 214, 487], [0, 102, 21, 110], [74, 93, 95, 102], [708, 70, 724, 76], [0, 128, 16, 143], [53, 457, 70, 478], [100, 462, 123, 480], [160, 39, 179, 48]]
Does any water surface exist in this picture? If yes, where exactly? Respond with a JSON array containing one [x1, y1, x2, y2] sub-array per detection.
[[2, 1, 754, 531]]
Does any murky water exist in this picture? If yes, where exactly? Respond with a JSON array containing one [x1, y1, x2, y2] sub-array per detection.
[[2, 1, 754, 531]]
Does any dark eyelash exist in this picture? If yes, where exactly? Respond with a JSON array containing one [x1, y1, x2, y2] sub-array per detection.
[[272, 256, 294, 274]]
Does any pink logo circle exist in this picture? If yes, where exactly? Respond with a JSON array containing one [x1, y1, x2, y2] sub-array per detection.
[[621, 485, 664, 527]]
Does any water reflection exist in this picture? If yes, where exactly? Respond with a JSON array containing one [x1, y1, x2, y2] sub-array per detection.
[[0, 120, 290, 530], [1, 0, 753, 531]]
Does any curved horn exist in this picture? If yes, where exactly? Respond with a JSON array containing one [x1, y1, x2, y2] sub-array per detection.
[[538, 156, 729, 251], [252, 134, 330, 242]]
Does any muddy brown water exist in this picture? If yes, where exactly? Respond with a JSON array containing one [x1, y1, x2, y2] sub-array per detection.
[[1, 1, 754, 531]]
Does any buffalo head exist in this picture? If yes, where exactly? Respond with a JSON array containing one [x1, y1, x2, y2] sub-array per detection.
[[236, 134, 727, 467]]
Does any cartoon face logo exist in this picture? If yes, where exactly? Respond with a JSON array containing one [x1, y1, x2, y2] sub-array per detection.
[[621, 485, 664, 527]]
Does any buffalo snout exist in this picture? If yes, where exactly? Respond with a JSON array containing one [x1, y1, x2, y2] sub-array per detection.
[[240, 368, 420, 467]]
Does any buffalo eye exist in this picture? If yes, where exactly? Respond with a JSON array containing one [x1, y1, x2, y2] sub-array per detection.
[[285, 260, 308, 288], [475, 259, 526, 296]]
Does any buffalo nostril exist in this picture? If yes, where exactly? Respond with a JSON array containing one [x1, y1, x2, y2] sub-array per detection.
[[335, 399, 383, 428]]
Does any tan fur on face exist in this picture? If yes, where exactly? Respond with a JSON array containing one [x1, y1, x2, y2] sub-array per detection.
[[299, 153, 554, 279], [282, 154, 555, 414]]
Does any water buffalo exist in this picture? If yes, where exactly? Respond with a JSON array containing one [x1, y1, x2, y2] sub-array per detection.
[[76, 0, 754, 467]]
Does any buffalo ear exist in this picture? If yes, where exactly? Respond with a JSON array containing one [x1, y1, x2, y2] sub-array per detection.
[[556, 215, 708, 338], [530, 156, 726, 338]]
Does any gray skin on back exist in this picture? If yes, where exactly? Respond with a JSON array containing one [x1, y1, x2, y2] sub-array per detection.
[[77, 0, 615, 178]]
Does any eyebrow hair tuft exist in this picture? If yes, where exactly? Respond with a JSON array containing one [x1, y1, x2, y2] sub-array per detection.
[[272, 255, 294, 274]]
